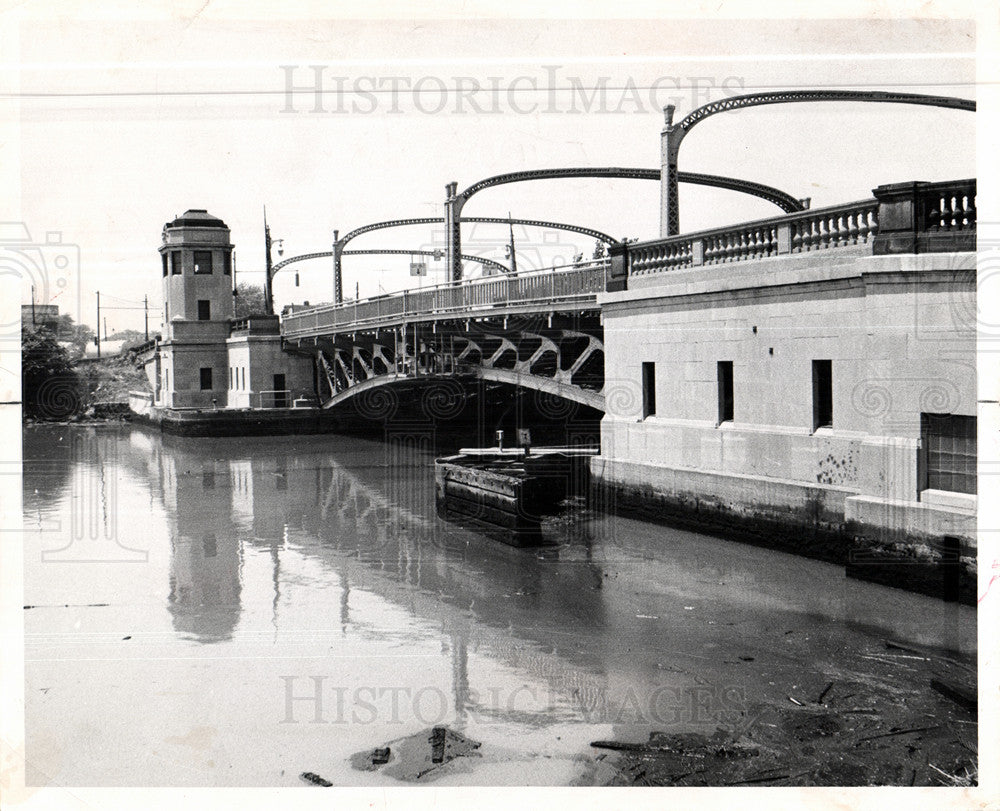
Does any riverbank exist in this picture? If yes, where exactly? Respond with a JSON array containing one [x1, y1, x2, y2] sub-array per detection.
[[593, 477, 977, 607], [582, 636, 976, 787]]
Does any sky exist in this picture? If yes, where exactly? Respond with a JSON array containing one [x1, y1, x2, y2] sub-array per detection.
[[1, 9, 981, 337]]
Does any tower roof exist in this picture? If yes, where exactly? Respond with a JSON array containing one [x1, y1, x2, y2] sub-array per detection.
[[165, 209, 228, 229]]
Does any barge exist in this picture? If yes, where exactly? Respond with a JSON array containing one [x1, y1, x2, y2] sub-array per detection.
[[434, 445, 598, 546]]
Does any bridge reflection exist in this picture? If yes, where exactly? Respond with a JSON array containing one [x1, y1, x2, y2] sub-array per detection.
[[120, 429, 625, 723], [71, 425, 974, 734]]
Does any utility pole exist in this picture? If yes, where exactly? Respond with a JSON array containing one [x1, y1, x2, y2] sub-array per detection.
[[144, 294, 149, 340], [103, 317, 108, 341], [95, 291, 101, 359], [264, 207, 273, 315], [263, 207, 283, 316], [31, 284, 36, 325]]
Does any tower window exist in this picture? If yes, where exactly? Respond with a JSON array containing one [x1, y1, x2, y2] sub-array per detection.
[[717, 361, 734, 424], [170, 251, 181, 275], [197, 300, 211, 321], [812, 359, 833, 430], [193, 251, 213, 274], [641, 362, 656, 418], [200, 367, 213, 390], [223, 252, 232, 275], [161, 254, 168, 277]]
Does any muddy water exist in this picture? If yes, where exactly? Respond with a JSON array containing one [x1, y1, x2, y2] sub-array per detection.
[[22, 424, 975, 787]]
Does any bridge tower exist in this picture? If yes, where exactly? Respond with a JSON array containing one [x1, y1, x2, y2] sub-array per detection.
[[155, 209, 234, 408], [159, 209, 235, 324]]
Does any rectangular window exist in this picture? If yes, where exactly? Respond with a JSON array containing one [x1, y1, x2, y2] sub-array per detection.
[[229, 367, 233, 389], [161, 254, 168, 277], [921, 413, 976, 495], [717, 361, 734, 424], [241, 367, 245, 390], [200, 367, 213, 391], [197, 300, 211, 321], [641, 362, 656, 418], [812, 359, 833, 430], [193, 251, 213, 274], [170, 251, 181, 275], [223, 252, 232, 275]]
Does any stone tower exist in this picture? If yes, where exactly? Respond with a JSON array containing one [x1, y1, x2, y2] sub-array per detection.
[[159, 209, 234, 327], [154, 210, 234, 408]]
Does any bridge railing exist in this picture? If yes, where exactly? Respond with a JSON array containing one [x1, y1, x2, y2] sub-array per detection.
[[282, 260, 608, 338], [626, 198, 881, 278], [618, 178, 975, 281]]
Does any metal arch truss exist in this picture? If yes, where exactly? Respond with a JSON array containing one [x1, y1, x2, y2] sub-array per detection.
[[672, 89, 976, 137], [272, 247, 508, 277], [445, 167, 805, 283], [661, 89, 976, 236], [271, 251, 332, 274], [311, 327, 606, 413], [338, 215, 620, 250], [453, 167, 801, 211], [345, 248, 509, 275], [291, 215, 622, 304]]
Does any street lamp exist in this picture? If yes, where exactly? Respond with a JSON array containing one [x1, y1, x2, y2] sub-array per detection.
[[263, 208, 284, 315]]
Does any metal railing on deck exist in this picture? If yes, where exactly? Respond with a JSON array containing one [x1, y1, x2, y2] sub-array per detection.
[[282, 259, 608, 338]]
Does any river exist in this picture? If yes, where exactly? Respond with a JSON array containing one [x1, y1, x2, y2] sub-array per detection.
[[21, 423, 976, 786]]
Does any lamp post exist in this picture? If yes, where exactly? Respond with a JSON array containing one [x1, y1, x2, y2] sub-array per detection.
[[263, 207, 284, 316]]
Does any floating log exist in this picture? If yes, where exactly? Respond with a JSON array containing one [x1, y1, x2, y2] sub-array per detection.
[[930, 678, 977, 717]]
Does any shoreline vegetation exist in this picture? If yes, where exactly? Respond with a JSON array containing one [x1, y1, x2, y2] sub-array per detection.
[[21, 322, 151, 422]]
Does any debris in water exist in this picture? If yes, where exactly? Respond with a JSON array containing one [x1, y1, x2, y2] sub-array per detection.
[[300, 771, 332, 787], [351, 726, 481, 781], [816, 681, 835, 704], [930, 678, 977, 716]]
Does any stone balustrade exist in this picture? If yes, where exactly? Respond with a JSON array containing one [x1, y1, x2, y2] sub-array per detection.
[[619, 177, 975, 283]]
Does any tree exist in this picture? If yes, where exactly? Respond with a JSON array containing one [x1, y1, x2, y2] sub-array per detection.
[[21, 324, 81, 419], [592, 240, 608, 260], [234, 282, 267, 318], [51, 313, 94, 354]]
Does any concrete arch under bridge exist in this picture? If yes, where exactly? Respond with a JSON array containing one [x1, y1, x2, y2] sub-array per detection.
[[288, 315, 608, 417]]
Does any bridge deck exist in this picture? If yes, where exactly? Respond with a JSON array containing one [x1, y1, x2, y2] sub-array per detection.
[[282, 260, 607, 340]]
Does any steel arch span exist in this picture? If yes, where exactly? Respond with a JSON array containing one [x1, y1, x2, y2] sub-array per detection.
[[317, 369, 605, 414], [338, 215, 620, 249], [660, 89, 976, 236], [443, 167, 805, 282], [271, 247, 508, 277], [290, 215, 621, 304], [309, 323, 607, 415]]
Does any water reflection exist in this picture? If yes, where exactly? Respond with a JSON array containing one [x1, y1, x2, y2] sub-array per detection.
[[26, 424, 976, 754]]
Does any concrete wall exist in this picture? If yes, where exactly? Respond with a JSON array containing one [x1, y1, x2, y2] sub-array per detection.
[[159, 341, 230, 409], [226, 336, 315, 409], [595, 250, 976, 543]]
